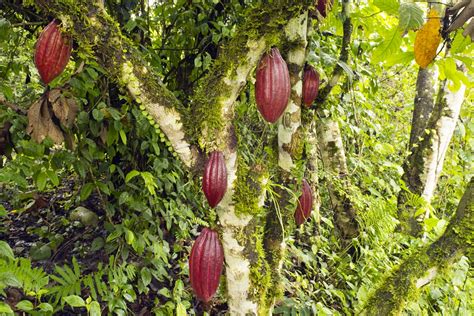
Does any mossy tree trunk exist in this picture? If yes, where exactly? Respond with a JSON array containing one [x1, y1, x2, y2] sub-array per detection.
[[263, 11, 308, 312], [363, 178, 473, 315], [408, 68, 437, 149], [398, 64, 467, 236], [317, 117, 358, 240], [312, 0, 359, 242]]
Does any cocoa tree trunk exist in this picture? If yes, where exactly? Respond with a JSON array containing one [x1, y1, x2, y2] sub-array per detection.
[[317, 117, 358, 240], [398, 64, 466, 236], [409, 68, 437, 148], [312, 0, 359, 242], [363, 177, 473, 315], [264, 11, 308, 311]]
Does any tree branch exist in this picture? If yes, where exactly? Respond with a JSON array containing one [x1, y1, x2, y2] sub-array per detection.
[[363, 178, 473, 314], [0, 96, 27, 115], [314, 0, 352, 105]]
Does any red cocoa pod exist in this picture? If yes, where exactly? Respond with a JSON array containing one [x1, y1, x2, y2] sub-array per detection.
[[255, 47, 291, 123], [295, 179, 314, 226], [189, 228, 224, 303], [202, 151, 227, 208], [316, 0, 334, 18], [34, 20, 72, 85], [302, 66, 320, 107]]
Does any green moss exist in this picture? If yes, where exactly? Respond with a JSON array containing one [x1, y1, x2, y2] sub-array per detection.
[[186, 2, 311, 151], [234, 157, 268, 217]]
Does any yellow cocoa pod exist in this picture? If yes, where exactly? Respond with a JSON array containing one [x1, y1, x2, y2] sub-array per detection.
[[414, 10, 442, 68]]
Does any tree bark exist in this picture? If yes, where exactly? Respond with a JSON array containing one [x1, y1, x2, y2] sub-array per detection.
[[264, 11, 308, 312], [363, 178, 473, 315], [408, 68, 437, 149], [304, 118, 322, 226], [398, 65, 466, 236], [312, 0, 359, 241], [317, 117, 358, 239]]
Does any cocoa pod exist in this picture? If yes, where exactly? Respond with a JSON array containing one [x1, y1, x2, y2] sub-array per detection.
[[302, 66, 320, 107], [202, 151, 227, 208], [255, 48, 291, 123], [414, 10, 441, 68], [189, 228, 224, 303], [34, 20, 72, 84], [316, 0, 334, 18], [294, 179, 313, 226]]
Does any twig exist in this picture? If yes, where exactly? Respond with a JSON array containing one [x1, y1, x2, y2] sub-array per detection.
[[0, 96, 27, 115], [11, 21, 45, 27]]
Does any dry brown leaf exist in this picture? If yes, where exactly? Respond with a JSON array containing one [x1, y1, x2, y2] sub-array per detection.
[[47, 88, 62, 103], [99, 125, 108, 144], [27, 97, 64, 144], [51, 91, 78, 128]]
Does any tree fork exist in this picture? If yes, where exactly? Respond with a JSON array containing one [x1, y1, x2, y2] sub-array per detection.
[[398, 61, 466, 236]]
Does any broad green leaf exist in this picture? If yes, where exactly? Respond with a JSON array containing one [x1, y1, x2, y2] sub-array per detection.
[[46, 169, 60, 186], [0, 272, 21, 288], [141, 267, 152, 287], [398, 3, 424, 31], [176, 302, 187, 316], [16, 300, 34, 311], [119, 129, 127, 145], [451, 32, 472, 54], [372, 26, 403, 64], [125, 170, 140, 182], [89, 301, 101, 316], [38, 303, 54, 312], [374, 0, 399, 15], [0, 18, 11, 42], [63, 295, 86, 307], [0, 241, 14, 259], [0, 84, 13, 100], [36, 171, 48, 191], [125, 229, 135, 245], [424, 218, 439, 232], [0, 302, 13, 313], [106, 227, 123, 242], [385, 51, 414, 67], [80, 182, 95, 201]]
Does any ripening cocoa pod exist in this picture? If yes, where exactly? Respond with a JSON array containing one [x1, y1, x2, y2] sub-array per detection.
[[255, 48, 291, 123], [34, 20, 72, 84], [202, 151, 227, 208], [189, 228, 224, 303], [302, 66, 320, 107], [414, 10, 441, 68], [316, 0, 334, 18], [294, 179, 313, 226]]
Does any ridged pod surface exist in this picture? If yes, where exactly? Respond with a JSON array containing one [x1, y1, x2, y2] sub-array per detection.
[[316, 0, 334, 18], [189, 228, 224, 303], [295, 179, 314, 226], [414, 10, 441, 68], [202, 151, 227, 208], [302, 66, 320, 107], [34, 20, 72, 84], [255, 48, 291, 123]]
